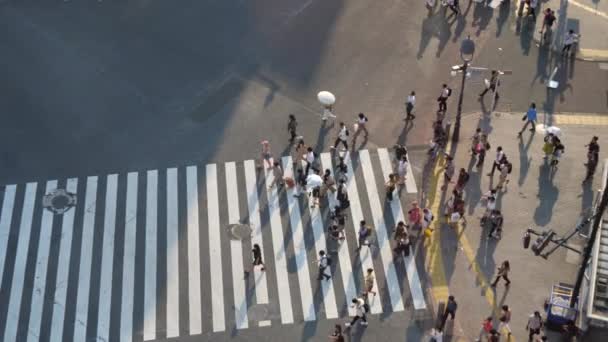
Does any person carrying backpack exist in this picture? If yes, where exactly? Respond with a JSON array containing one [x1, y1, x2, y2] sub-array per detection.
[[437, 83, 452, 112], [345, 297, 369, 327]]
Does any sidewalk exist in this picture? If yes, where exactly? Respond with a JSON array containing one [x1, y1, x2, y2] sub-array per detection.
[[530, 0, 608, 61], [424, 111, 606, 341]]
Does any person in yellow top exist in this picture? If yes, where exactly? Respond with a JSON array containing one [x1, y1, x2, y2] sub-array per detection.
[[364, 268, 376, 298]]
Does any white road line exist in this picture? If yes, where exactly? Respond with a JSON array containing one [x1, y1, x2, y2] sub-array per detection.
[[27, 180, 58, 342], [143, 170, 158, 341], [73, 177, 98, 342], [243, 160, 270, 327], [225, 162, 249, 330], [281, 156, 316, 322], [186, 166, 202, 335], [0, 184, 16, 285], [343, 154, 383, 314], [49, 179, 77, 342], [207, 164, 226, 332], [378, 149, 426, 310], [405, 154, 418, 194], [166, 168, 180, 338], [359, 150, 404, 312], [120, 173, 138, 342], [264, 167, 294, 324], [97, 174, 119, 342], [3, 182, 37, 342], [320, 153, 357, 317], [300, 162, 339, 319]]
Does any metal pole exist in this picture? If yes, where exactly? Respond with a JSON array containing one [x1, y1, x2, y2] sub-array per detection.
[[452, 61, 468, 143], [570, 177, 608, 307]]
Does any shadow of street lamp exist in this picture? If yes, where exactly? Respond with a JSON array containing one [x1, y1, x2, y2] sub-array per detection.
[[451, 36, 475, 143]]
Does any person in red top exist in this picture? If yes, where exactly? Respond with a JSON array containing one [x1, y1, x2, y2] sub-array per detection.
[[408, 201, 422, 229], [475, 316, 493, 341]]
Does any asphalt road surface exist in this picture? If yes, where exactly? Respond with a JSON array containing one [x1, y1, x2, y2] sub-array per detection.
[[0, 1, 607, 341]]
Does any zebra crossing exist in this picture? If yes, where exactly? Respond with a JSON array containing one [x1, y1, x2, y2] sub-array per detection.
[[0, 148, 426, 342]]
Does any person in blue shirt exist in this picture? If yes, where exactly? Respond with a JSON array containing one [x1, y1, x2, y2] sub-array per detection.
[[518, 102, 537, 136]]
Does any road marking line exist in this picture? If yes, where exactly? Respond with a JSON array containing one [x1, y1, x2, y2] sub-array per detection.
[[186, 166, 203, 334], [282, 156, 316, 322], [0, 185, 16, 286], [206, 164, 226, 332], [320, 153, 358, 317], [359, 150, 405, 312], [569, 0, 608, 20], [49, 179, 77, 342], [264, 166, 294, 324], [243, 160, 270, 327], [143, 170, 158, 341], [121, 173, 138, 342], [424, 154, 450, 306], [377, 149, 427, 310], [28, 181, 57, 342], [225, 162, 249, 329], [343, 153, 383, 314], [3, 182, 37, 342], [166, 168, 180, 337], [305, 172, 339, 319], [405, 153, 418, 194], [554, 114, 608, 125]]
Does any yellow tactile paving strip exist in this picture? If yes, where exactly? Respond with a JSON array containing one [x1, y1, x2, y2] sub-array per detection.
[[553, 114, 608, 126]]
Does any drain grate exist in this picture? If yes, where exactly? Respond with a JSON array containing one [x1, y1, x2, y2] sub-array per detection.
[[227, 223, 253, 241], [42, 189, 77, 215]]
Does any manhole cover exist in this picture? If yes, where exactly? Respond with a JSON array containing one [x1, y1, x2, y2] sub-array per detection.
[[228, 223, 252, 241], [248, 304, 269, 321], [42, 189, 77, 214]]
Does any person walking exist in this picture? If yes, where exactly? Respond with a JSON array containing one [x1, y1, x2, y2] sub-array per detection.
[[497, 305, 512, 337], [317, 250, 331, 281], [496, 161, 511, 190], [408, 201, 423, 229], [245, 244, 265, 275], [437, 84, 451, 112], [476, 134, 490, 169], [260, 140, 274, 169], [336, 179, 349, 209], [455, 168, 470, 192], [293, 167, 307, 197], [352, 113, 369, 143], [397, 154, 409, 185], [385, 173, 397, 201], [518, 103, 537, 136], [331, 122, 349, 151], [442, 156, 455, 190], [293, 139, 307, 168], [526, 311, 543, 341], [321, 169, 336, 199], [550, 138, 565, 168], [542, 133, 556, 159], [268, 161, 285, 189], [287, 114, 299, 143], [540, 8, 556, 42], [447, 0, 460, 16], [328, 324, 345, 342], [527, 0, 538, 20], [441, 295, 458, 328], [584, 136, 600, 182], [304, 147, 316, 175], [363, 268, 377, 298], [422, 208, 434, 230], [488, 146, 505, 177], [475, 316, 494, 342], [562, 29, 580, 55], [471, 128, 482, 155], [345, 297, 368, 327], [479, 70, 499, 99], [492, 260, 511, 287], [336, 155, 348, 182], [405, 91, 416, 120], [356, 220, 372, 252]]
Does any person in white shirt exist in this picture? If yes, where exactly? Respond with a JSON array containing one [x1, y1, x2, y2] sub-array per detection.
[[321, 104, 336, 121], [405, 91, 416, 120], [352, 112, 369, 142], [562, 29, 580, 54], [437, 83, 451, 112], [397, 155, 409, 185], [331, 122, 349, 151], [317, 250, 331, 280], [345, 297, 368, 327], [304, 147, 315, 175], [488, 146, 505, 176]]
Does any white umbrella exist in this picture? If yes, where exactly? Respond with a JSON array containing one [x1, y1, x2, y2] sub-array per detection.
[[306, 174, 323, 188], [317, 91, 336, 106], [546, 126, 562, 137]]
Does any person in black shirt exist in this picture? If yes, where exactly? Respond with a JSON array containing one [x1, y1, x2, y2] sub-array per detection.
[[541, 8, 556, 42], [584, 136, 600, 182], [245, 244, 265, 276], [329, 324, 345, 342]]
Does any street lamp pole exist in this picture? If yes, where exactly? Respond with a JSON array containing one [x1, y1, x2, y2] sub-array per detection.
[[452, 36, 475, 143]]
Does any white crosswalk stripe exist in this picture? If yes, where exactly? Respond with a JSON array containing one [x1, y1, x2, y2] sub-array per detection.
[[0, 148, 426, 341]]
